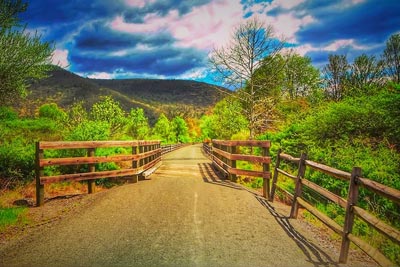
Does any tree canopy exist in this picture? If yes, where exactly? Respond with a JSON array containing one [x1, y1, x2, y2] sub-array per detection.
[[0, 0, 54, 105]]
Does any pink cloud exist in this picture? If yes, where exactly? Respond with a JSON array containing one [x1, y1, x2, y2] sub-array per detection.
[[110, 0, 243, 50]]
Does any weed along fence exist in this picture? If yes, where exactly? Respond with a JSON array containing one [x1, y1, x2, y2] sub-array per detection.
[[35, 140, 162, 206], [208, 140, 271, 198], [270, 150, 400, 266]]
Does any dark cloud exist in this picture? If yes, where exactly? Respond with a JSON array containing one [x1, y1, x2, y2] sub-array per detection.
[[74, 22, 175, 51], [69, 43, 207, 77], [296, 0, 400, 45], [122, 0, 211, 23], [21, 0, 123, 26]]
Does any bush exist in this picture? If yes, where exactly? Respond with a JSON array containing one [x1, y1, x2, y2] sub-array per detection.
[[0, 139, 35, 188], [0, 106, 18, 120]]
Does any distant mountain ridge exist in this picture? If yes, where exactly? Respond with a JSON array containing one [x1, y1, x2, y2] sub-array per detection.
[[19, 67, 228, 122]]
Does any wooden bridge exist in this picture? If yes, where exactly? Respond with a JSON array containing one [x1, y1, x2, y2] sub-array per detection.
[[1, 141, 398, 266]]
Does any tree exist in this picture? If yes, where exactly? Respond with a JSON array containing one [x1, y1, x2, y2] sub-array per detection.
[[345, 54, 384, 96], [211, 98, 248, 140], [282, 53, 321, 100], [171, 116, 190, 143], [0, 0, 54, 105], [209, 17, 286, 139], [90, 96, 127, 137], [152, 113, 172, 143], [382, 33, 400, 83], [127, 108, 150, 140], [323, 54, 349, 101]]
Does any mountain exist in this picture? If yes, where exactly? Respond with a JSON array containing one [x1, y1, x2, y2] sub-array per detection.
[[17, 67, 229, 122]]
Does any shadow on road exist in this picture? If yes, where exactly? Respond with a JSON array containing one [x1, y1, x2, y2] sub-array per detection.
[[198, 163, 243, 191], [255, 196, 339, 267], [197, 162, 339, 267]]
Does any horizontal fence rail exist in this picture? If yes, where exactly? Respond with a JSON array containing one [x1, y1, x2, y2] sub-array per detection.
[[270, 149, 400, 267], [161, 143, 188, 154], [35, 140, 162, 206], [207, 140, 271, 199]]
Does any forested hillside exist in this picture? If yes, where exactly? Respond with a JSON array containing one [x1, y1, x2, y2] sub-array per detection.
[[14, 67, 228, 122]]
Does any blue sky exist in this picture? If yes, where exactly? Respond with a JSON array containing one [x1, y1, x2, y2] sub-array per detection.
[[21, 0, 400, 87]]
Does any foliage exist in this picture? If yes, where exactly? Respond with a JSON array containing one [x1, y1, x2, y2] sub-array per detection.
[[127, 108, 150, 140], [0, 139, 35, 187], [152, 113, 173, 143], [199, 98, 248, 140], [282, 53, 321, 100], [0, 106, 18, 120], [0, 0, 54, 105], [171, 116, 190, 143], [90, 96, 128, 137], [38, 103, 67, 123], [65, 120, 111, 141]]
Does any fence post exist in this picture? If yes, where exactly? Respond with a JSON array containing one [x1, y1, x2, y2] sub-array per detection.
[[339, 166, 361, 263], [228, 145, 237, 182], [132, 145, 138, 183], [87, 148, 96, 194], [269, 149, 281, 202], [290, 152, 307, 219], [262, 145, 270, 199], [35, 142, 44, 207]]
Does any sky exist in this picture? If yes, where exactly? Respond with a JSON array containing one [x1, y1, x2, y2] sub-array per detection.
[[21, 0, 400, 87]]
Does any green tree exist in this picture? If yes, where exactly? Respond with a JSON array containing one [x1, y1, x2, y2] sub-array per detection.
[[127, 108, 150, 140], [171, 116, 190, 143], [153, 113, 172, 143], [199, 98, 248, 140], [282, 53, 321, 100], [90, 96, 127, 137], [209, 17, 285, 139], [382, 33, 400, 83], [0, 0, 54, 105], [67, 101, 88, 128]]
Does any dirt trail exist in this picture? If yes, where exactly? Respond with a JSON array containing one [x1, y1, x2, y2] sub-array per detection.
[[0, 145, 376, 267]]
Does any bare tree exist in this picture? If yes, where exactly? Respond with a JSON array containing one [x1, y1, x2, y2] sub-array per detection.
[[345, 54, 385, 95], [209, 17, 286, 139], [323, 54, 349, 101]]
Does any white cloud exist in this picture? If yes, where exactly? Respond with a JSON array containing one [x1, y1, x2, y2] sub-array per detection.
[[52, 49, 69, 68], [262, 12, 314, 42], [324, 39, 368, 51], [86, 72, 114, 79], [268, 0, 306, 10]]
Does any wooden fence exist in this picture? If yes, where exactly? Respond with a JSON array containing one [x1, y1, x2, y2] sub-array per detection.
[[161, 143, 187, 154], [35, 140, 163, 206], [205, 140, 271, 199], [270, 150, 400, 267]]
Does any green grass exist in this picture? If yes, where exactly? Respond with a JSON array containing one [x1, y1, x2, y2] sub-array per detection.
[[0, 207, 28, 231]]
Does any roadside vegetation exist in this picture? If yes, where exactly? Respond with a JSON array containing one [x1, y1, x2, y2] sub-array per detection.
[[0, 1, 399, 263]]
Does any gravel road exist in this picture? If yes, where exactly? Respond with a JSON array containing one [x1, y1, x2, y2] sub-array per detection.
[[0, 144, 374, 267]]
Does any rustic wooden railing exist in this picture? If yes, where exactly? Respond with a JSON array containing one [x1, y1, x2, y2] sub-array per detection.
[[35, 140, 162, 206], [161, 143, 187, 154], [209, 140, 271, 199], [270, 150, 400, 267]]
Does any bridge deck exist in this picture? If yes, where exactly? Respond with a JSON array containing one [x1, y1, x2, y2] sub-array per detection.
[[1, 144, 359, 267]]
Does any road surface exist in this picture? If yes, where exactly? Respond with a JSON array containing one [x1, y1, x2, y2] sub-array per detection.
[[0, 144, 357, 267]]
